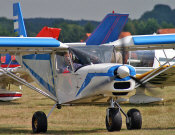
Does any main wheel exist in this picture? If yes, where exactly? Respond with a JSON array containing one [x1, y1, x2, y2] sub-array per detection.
[[126, 108, 142, 130], [32, 111, 47, 133], [106, 108, 122, 132]]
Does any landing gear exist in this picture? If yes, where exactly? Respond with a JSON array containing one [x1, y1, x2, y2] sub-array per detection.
[[106, 108, 122, 131], [106, 98, 142, 132], [126, 108, 142, 130], [32, 103, 60, 133], [32, 111, 47, 133]]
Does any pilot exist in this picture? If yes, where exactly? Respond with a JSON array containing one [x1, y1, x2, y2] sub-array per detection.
[[62, 52, 82, 73]]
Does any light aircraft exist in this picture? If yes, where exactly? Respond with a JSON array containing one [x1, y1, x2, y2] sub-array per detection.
[[0, 54, 23, 101], [1, 2, 175, 133]]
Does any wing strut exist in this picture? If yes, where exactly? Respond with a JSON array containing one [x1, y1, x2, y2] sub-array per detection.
[[136, 56, 175, 88], [0, 67, 57, 102]]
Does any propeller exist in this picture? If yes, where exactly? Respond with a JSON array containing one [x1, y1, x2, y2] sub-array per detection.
[[118, 35, 160, 96], [121, 38, 126, 65], [130, 75, 161, 96]]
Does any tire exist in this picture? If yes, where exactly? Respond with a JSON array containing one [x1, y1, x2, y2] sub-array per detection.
[[106, 108, 122, 132], [32, 111, 47, 133], [126, 108, 142, 130]]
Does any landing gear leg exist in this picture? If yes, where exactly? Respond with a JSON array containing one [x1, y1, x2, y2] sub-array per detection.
[[105, 98, 142, 132], [106, 99, 122, 131], [32, 103, 61, 133], [115, 100, 142, 130]]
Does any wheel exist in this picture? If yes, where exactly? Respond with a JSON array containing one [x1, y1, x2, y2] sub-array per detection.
[[106, 108, 122, 132], [32, 111, 47, 133], [126, 108, 142, 130]]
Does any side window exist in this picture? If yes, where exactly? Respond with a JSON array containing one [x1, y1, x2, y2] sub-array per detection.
[[56, 52, 73, 73], [128, 51, 155, 67]]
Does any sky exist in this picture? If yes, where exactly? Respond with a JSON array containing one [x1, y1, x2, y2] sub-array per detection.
[[0, 0, 175, 21]]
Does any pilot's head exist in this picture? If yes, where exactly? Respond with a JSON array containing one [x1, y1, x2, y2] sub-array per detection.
[[64, 52, 72, 65]]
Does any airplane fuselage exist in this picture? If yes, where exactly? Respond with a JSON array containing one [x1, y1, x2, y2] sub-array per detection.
[[55, 63, 136, 104]]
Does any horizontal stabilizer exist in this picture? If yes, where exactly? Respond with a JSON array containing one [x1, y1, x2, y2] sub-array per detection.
[[86, 13, 129, 45], [37, 26, 61, 40], [13, 2, 27, 37]]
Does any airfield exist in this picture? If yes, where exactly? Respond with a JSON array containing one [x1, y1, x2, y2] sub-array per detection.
[[0, 83, 175, 135]]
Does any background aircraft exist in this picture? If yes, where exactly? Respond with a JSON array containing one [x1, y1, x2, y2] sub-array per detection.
[[0, 4, 61, 102], [1, 2, 175, 133]]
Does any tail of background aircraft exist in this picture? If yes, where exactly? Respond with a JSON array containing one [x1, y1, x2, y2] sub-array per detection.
[[86, 13, 129, 45], [13, 2, 27, 37], [36, 26, 61, 40]]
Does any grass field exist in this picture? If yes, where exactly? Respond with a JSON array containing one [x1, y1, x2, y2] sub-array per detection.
[[0, 84, 175, 135]]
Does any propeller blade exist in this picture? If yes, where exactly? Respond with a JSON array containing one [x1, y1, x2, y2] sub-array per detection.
[[130, 76, 161, 96]]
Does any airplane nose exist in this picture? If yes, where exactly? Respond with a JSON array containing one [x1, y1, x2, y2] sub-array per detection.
[[116, 66, 130, 78]]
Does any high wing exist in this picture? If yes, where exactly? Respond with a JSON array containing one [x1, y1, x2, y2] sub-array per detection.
[[106, 34, 175, 51], [0, 37, 68, 53]]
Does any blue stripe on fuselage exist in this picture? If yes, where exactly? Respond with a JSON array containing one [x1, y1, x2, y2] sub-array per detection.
[[76, 65, 136, 96]]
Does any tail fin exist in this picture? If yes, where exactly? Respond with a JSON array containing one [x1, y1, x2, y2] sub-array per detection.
[[13, 2, 27, 37], [86, 13, 129, 45]]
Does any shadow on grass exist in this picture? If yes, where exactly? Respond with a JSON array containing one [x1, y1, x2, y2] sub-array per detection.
[[142, 127, 175, 130], [0, 127, 32, 134], [0, 127, 106, 134], [1, 127, 175, 134], [0, 101, 20, 105], [47, 128, 106, 135]]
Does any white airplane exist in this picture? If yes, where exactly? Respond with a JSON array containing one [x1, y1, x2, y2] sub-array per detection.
[[1, 2, 175, 133]]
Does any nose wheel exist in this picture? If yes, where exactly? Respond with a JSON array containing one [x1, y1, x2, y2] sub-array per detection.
[[106, 98, 142, 132]]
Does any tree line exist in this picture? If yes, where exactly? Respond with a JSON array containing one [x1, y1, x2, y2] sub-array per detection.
[[0, 4, 174, 42]]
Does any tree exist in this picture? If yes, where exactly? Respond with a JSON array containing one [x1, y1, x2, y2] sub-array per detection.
[[84, 22, 94, 33], [56, 22, 85, 42]]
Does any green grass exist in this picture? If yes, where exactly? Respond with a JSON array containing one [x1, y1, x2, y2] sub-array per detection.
[[0, 84, 175, 135]]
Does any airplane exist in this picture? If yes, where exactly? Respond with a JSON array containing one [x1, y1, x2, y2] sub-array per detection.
[[1, 2, 175, 133], [0, 54, 23, 101]]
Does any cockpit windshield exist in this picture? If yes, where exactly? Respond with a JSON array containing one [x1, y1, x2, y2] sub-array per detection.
[[69, 45, 114, 65]]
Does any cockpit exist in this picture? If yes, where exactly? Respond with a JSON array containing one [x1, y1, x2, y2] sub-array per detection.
[[56, 46, 155, 73], [56, 46, 114, 73]]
